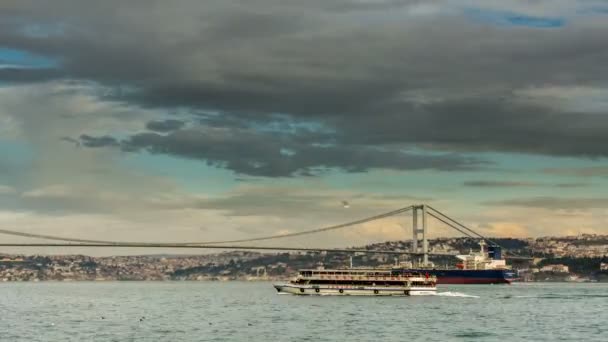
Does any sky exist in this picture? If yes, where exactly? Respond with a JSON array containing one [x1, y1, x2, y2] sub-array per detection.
[[1, 0, 608, 255]]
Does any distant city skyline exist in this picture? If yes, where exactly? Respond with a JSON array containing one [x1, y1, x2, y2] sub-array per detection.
[[1, 1, 608, 255]]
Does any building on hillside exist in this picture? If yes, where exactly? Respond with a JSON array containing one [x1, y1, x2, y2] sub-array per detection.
[[540, 264, 569, 273]]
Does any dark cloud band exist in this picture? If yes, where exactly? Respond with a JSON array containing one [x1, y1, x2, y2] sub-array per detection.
[[2, 0, 608, 175], [79, 128, 487, 177]]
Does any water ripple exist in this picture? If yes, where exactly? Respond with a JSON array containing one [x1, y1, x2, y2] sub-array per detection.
[[0, 282, 607, 341]]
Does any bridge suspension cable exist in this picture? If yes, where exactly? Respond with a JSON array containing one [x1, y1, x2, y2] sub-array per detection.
[[0, 204, 525, 258], [0, 205, 414, 246], [425, 205, 523, 258], [186, 205, 415, 245], [0, 229, 120, 245], [425, 211, 475, 239], [426, 205, 489, 241], [0, 243, 457, 256]]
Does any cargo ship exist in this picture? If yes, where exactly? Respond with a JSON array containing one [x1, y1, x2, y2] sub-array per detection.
[[402, 241, 518, 284]]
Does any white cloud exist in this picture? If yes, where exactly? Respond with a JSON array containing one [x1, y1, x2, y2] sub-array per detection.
[[515, 85, 608, 113], [469, 206, 608, 237], [0, 81, 158, 140], [0, 184, 16, 194], [22, 184, 76, 198]]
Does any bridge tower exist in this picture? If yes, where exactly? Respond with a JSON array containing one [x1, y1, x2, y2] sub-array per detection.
[[411, 204, 429, 266]]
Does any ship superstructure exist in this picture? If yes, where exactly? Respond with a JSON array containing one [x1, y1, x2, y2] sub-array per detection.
[[454, 240, 508, 270]]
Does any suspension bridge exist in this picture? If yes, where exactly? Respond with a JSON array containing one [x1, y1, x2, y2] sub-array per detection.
[[0, 204, 529, 262]]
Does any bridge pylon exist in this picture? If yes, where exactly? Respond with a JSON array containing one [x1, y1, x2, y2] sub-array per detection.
[[411, 204, 429, 266]]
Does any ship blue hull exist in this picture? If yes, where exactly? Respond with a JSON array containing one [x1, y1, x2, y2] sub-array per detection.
[[403, 269, 518, 284]]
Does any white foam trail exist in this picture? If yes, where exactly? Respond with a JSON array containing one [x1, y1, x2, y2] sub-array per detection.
[[435, 291, 480, 298]]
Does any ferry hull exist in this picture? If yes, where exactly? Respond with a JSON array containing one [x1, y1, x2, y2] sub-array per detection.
[[273, 284, 436, 296], [403, 269, 516, 284]]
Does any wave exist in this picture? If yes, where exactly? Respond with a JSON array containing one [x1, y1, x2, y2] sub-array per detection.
[[513, 294, 608, 299], [435, 291, 480, 298]]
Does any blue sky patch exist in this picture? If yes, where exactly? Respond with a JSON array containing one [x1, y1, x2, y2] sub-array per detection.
[[0, 47, 58, 69], [465, 8, 565, 28], [20, 23, 67, 38], [578, 6, 608, 15]]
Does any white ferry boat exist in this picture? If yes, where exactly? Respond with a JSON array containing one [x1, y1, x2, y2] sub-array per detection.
[[273, 268, 436, 296]]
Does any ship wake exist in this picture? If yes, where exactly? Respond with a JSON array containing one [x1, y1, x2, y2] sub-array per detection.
[[435, 291, 480, 298]]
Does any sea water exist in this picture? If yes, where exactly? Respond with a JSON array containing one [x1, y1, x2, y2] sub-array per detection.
[[1, 282, 606, 341]]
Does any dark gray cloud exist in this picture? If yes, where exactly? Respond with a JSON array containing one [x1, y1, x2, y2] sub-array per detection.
[[336, 97, 608, 156], [60, 136, 81, 147], [145, 119, 185, 132], [463, 180, 589, 188], [464, 181, 539, 187], [0, 68, 63, 82], [484, 196, 608, 209], [81, 128, 487, 177], [3, 0, 608, 176], [79, 134, 119, 148]]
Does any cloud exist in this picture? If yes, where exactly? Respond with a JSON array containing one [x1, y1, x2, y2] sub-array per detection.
[[516, 85, 608, 113], [0, 47, 58, 68], [554, 183, 589, 188], [544, 167, 608, 177], [78, 128, 488, 177], [0, 0, 607, 164], [0, 81, 184, 216], [145, 119, 186, 132], [0, 181, 433, 253], [463, 180, 589, 188], [0, 80, 440, 249], [79, 134, 119, 148], [0, 67, 62, 83], [463, 180, 539, 187], [0, 208, 255, 256], [343, 218, 408, 242], [466, 205, 608, 238], [179, 183, 429, 218], [1, 0, 608, 251], [484, 196, 608, 209], [22, 184, 75, 198], [477, 222, 530, 238], [464, 8, 565, 28], [0, 185, 16, 195]]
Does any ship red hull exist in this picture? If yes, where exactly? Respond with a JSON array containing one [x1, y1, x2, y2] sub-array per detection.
[[401, 269, 517, 284], [436, 276, 511, 284]]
